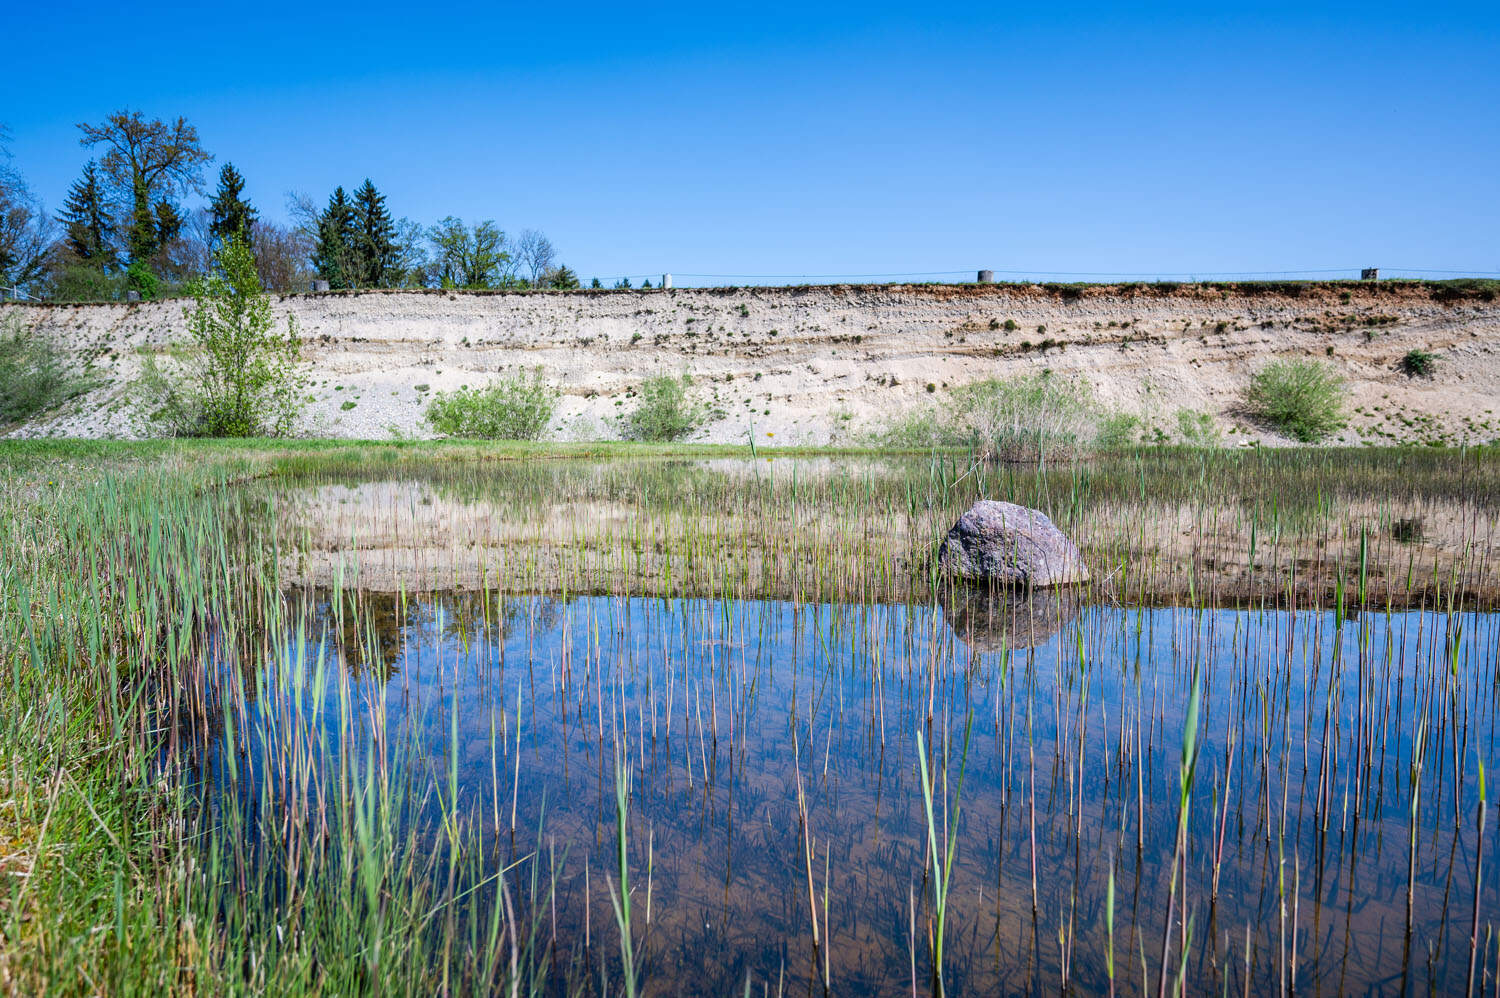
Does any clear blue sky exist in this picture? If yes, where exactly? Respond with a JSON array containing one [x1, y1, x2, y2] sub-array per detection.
[[2, 1, 1496, 283]]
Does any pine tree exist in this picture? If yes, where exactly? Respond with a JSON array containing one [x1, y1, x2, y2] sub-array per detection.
[[209, 163, 257, 249], [351, 179, 397, 288], [311, 186, 357, 289], [154, 199, 183, 249], [58, 161, 116, 267], [547, 265, 580, 290]]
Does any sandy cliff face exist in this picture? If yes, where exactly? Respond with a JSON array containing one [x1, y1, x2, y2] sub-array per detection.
[[4, 282, 1497, 444]]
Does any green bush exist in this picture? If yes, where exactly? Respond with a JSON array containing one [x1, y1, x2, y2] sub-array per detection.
[[47, 264, 130, 302], [0, 316, 94, 425], [1399, 348, 1438, 378], [425, 369, 559, 439], [1175, 407, 1222, 446], [141, 239, 306, 437], [1244, 358, 1346, 442], [945, 372, 1099, 464], [126, 261, 160, 300], [1094, 412, 1142, 450], [625, 374, 706, 442]]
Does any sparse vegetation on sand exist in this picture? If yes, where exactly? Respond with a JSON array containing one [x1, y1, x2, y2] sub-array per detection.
[[425, 367, 559, 439], [1244, 357, 1347, 442], [624, 373, 709, 442], [874, 373, 1114, 462], [0, 315, 94, 425], [1400, 347, 1440, 379]]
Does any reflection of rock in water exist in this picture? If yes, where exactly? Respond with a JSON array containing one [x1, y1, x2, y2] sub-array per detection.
[[939, 585, 1081, 653]]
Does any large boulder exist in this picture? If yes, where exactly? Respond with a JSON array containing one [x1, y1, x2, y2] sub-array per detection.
[[936, 500, 1088, 587]]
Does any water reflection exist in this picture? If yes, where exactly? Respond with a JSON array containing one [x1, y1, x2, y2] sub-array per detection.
[[235, 588, 1500, 995], [938, 585, 1081, 654]]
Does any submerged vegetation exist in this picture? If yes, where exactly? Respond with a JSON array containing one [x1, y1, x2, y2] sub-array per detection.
[[1, 438, 1498, 994]]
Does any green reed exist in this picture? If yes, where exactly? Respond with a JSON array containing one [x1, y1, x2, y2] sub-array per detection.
[[2, 437, 1498, 995]]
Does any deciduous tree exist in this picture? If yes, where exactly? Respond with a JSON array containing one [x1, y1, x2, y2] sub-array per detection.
[[250, 219, 314, 292], [76, 110, 212, 267], [146, 237, 305, 436], [428, 217, 509, 289], [0, 128, 53, 294]]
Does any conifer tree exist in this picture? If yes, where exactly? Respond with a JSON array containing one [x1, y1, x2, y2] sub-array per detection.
[[209, 163, 257, 249], [311, 186, 357, 289], [58, 161, 116, 267], [351, 179, 397, 287], [154, 199, 183, 249]]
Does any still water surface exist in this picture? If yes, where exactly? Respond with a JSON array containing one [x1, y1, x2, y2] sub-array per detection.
[[235, 589, 1500, 995]]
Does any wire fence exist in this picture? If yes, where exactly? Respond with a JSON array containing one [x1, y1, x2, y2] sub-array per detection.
[[587, 267, 1500, 289], [4, 269, 1499, 301]]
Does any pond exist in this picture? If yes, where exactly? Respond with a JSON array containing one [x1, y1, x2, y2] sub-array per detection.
[[202, 453, 1500, 995]]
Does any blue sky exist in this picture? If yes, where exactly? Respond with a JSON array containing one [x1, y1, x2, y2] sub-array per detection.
[[2, 1, 1496, 283]]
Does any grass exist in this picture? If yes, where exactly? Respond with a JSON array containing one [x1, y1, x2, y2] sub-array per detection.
[[0, 315, 96, 425], [0, 438, 1497, 993], [874, 373, 1104, 464], [0, 448, 570, 994]]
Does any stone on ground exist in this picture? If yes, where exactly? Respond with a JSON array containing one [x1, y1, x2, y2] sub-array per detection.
[[936, 500, 1088, 587]]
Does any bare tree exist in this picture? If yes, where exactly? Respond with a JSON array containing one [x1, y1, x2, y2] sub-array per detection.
[[250, 220, 314, 292], [0, 126, 55, 295], [286, 190, 320, 237], [177, 207, 217, 277], [390, 217, 430, 287], [515, 229, 556, 285]]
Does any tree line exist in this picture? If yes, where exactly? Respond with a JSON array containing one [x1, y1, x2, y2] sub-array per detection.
[[0, 110, 580, 301]]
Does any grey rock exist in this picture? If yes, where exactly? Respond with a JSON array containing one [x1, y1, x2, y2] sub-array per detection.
[[936, 500, 1088, 587]]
